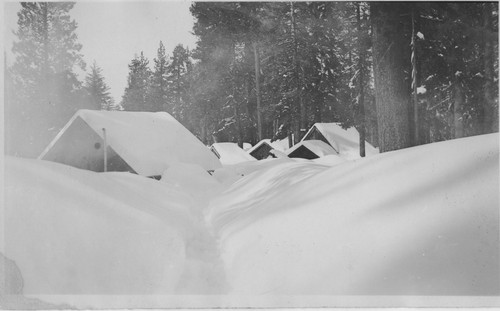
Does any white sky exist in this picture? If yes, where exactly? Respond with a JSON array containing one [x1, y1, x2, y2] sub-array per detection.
[[3, 1, 197, 102]]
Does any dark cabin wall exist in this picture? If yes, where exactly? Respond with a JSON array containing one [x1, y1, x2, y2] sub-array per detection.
[[303, 127, 333, 150], [41, 116, 135, 173], [287, 145, 319, 160], [250, 143, 274, 160]]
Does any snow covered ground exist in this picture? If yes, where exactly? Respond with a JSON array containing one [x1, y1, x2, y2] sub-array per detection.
[[2, 133, 499, 308], [209, 133, 499, 296]]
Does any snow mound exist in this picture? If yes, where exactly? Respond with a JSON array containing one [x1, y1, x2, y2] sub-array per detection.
[[4, 131, 499, 305], [210, 142, 256, 165], [211, 157, 302, 187], [161, 162, 224, 203], [207, 160, 330, 237], [242, 142, 252, 151], [3, 157, 224, 301], [311, 154, 347, 166], [209, 133, 500, 295], [211, 167, 243, 186], [223, 157, 300, 177]]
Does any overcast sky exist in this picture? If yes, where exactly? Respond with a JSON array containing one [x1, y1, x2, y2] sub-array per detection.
[[4, 1, 197, 102]]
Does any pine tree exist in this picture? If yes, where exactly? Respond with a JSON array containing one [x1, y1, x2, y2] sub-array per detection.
[[356, 2, 368, 157], [415, 2, 498, 142], [167, 44, 192, 119], [150, 41, 169, 112], [187, 2, 496, 150], [84, 61, 115, 110], [7, 2, 86, 157], [190, 2, 246, 144], [121, 52, 152, 111]]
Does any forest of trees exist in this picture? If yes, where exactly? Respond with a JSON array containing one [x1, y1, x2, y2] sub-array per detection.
[[5, 2, 499, 158]]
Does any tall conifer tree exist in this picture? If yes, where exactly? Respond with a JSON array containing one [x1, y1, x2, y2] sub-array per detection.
[[121, 52, 152, 111], [7, 2, 86, 157], [151, 41, 169, 112], [84, 61, 115, 110], [167, 44, 192, 120]]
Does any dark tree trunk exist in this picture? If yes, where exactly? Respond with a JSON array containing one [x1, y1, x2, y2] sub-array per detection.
[[290, 2, 305, 143], [230, 41, 243, 147], [371, 2, 411, 152], [410, 5, 419, 145], [357, 3, 366, 157], [253, 41, 263, 141]]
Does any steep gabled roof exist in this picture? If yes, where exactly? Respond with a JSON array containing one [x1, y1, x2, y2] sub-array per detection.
[[210, 142, 256, 165], [247, 138, 290, 154], [247, 140, 273, 155], [39, 110, 221, 175], [286, 140, 337, 158], [302, 123, 379, 159]]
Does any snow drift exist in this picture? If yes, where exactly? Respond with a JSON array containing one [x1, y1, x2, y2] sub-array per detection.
[[2, 132, 499, 308], [3, 158, 226, 300], [208, 133, 499, 295]]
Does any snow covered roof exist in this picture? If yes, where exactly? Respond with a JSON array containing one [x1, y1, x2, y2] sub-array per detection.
[[247, 138, 290, 154], [39, 109, 221, 175], [269, 138, 290, 152], [286, 140, 337, 158], [210, 142, 257, 165], [302, 123, 379, 159], [246, 140, 273, 155]]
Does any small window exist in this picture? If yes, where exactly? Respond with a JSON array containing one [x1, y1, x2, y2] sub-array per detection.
[[94, 142, 101, 149]]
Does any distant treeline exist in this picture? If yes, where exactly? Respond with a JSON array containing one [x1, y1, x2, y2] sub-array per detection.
[[5, 2, 498, 157]]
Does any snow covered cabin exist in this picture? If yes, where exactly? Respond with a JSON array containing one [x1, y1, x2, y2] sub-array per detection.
[[38, 110, 222, 177], [210, 142, 257, 165], [247, 140, 274, 160], [286, 140, 337, 159], [301, 123, 379, 159], [247, 138, 290, 160]]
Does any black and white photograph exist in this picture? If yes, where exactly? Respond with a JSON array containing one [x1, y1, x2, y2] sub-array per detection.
[[1, 1, 499, 309]]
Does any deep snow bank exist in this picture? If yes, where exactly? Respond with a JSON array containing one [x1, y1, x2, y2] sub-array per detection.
[[3, 157, 226, 301], [208, 133, 499, 295], [3, 133, 499, 307]]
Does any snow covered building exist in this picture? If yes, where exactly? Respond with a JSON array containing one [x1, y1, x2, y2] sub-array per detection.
[[210, 142, 256, 165], [286, 140, 337, 159], [247, 140, 274, 160], [38, 110, 222, 177], [247, 138, 290, 160], [301, 123, 379, 159]]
